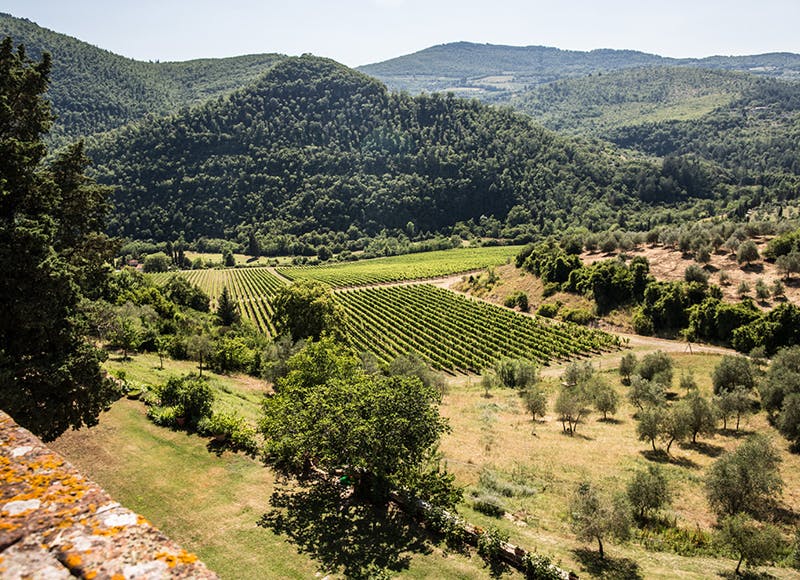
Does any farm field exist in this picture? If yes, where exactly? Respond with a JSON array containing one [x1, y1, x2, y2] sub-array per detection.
[[276, 246, 522, 287], [337, 284, 620, 372], [151, 267, 285, 336]]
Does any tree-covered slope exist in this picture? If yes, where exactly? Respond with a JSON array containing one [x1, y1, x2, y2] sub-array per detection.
[[87, 56, 720, 243], [358, 42, 800, 100], [0, 13, 285, 145]]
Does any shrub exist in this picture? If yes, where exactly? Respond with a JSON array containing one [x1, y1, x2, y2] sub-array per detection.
[[473, 493, 505, 517], [536, 301, 561, 318], [560, 307, 595, 325], [684, 264, 709, 284], [197, 411, 259, 455], [503, 291, 529, 312], [155, 374, 215, 429]]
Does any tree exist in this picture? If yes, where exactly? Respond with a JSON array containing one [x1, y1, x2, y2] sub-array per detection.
[[636, 406, 665, 452], [755, 279, 770, 303], [772, 279, 785, 300], [272, 280, 346, 342], [712, 355, 755, 396], [618, 352, 637, 384], [683, 390, 717, 444], [186, 333, 214, 377], [388, 353, 446, 395], [592, 377, 619, 420], [216, 286, 240, 326], [628, 376, 666, 412], [737, 280, 750, 298], [778, 393, 800, 450], [521, 384, 548, 422], [635, 351, 673, 387], [627, 464, 671, 520], [706, 434, 783, 518], [494, 357, 538, 389], [555, 382, 592, 436], [569, 481, 631, 559], [142, 251, 171, 273], [736, 240, 760, 266], [0, 39, 117, 440], [776, 250, 800, 280], [716, 513, 784, 575], [714, 386, 752, 431], [260, 338, 457, 507], [661, 403, 692, 453]]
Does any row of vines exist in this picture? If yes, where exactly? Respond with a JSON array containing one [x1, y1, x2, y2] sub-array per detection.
[[152, 268, 285, 336], [336, 284, 620, 373], [276, 246, 522, 288]]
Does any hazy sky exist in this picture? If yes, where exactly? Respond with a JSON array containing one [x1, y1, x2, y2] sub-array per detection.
[[5, 0, 800, 67]]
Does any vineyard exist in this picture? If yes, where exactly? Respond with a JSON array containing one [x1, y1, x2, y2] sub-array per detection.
[[336, 284, 620, 373], [276, 246, 522, 287], [151, 268, 285, 336]]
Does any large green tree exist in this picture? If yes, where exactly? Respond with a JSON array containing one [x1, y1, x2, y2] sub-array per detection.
[[0, 38, 117, 440], [272, 279, 345, 342], [260, 337, 457, 507]]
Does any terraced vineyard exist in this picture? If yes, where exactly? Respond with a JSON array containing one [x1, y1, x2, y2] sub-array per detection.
[[276, 246, 522, 287], [336, 284, 620, 373], [151, 268, 285, 336]]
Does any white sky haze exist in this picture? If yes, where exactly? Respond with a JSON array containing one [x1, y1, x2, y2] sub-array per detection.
[[4, 0, 799, 67]]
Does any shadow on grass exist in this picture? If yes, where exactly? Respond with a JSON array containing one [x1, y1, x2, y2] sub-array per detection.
[[259, 480, 431, 579], [572, 548, 643, 580], [717, 570, 776, 579], [640, 449, 700, 469], [597, 417, 623, 425], [718, 428, 757, 439], [680, 441, 725, 457]]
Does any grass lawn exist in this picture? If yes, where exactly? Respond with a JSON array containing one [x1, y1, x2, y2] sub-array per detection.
[[51, 353, 494, 579]]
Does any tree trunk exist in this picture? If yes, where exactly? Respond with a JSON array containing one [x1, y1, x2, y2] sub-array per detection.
[[651, 439, 657, 452], [597, 535, 604, 559], [735, 413, 741, 431], [735, 554, 743, 574], [666, 437, 675, 453], [722, 415, 728, 430]]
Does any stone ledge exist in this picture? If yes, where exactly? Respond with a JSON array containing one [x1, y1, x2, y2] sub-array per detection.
[[0, 411, 218, 579]]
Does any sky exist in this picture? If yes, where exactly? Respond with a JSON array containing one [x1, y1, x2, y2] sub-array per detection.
[[4, 0, 800, 67]]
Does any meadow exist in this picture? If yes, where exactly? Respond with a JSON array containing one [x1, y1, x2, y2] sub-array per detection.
[[52, 348, 800, 579]]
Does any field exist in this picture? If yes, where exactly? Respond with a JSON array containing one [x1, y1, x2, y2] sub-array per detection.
[[338, 284, 620, 372], [151, 267, 285, 335], [52, 349, 800, 579], [276, 246, 522, 287]]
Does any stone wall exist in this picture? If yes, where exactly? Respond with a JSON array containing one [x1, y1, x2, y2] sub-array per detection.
[[0, 411, 218, 579]]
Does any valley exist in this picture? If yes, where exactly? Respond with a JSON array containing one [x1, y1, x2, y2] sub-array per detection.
[[3, 9, 800, 580]]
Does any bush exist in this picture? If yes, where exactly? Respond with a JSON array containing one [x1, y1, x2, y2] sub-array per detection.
[[684, 264, 709, 284], [560, 307, 595, 325], [472, 493, 506, 517], [503, 291, 529, 312], [632, 308, 654, 335], [536, 301, 561, 318], [155, 374, 215, 429], [197, 411, 259, 455], [146, 405, 179, 427]]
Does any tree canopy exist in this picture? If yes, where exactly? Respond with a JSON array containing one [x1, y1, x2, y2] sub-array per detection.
[[0, 38, 117, 440]]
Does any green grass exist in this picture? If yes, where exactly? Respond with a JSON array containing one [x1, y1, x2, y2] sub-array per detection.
[[276, 246, 522, 288], [52, 353, 496, 579]]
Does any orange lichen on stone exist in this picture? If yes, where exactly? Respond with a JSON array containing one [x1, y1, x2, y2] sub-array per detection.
[[91, 525, 124, 537], [111, 574, 125, 580], [64, 552, 82, 568], [85, 571, 97, 580], [156, 549, 198, 568]]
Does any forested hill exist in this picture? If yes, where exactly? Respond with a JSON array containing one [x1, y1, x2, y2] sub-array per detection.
[[86, 55, 720, 243], [0, 13, 285, 145], [358, 41, 800, 99]]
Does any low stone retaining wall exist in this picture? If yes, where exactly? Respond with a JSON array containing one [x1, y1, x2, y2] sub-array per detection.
[[0, 411, 217, 579]]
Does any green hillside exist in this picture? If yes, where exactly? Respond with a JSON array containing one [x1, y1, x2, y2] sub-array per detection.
[[511, 67, 754, 134], [358, 41, 800, 100], [0, 13, 285, 145], [86, 55, 726, 244]]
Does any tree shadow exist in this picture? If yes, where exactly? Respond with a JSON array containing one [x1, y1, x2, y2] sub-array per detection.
[[640, 449, 699, 469], [741, 263, 764, 274], [572, 548, 643, 580], [680, 441, 725, 457], [717, 570, 776, 579], [598, 417, 623, 425], [259, 480, 431, 579], [718, 428, 757, 439]]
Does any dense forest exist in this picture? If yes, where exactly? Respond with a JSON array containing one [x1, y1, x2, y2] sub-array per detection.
[[0, 13, 285, 145], [85, 55, 737, 244]]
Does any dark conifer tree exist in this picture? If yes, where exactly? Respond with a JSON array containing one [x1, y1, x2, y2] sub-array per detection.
[[0, 38, 117, 440], [216, 286, 240, 326]]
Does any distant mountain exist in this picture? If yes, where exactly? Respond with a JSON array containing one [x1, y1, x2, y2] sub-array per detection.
[[0, 13, 285, 145], [358, 42, 800, 100], [85, 56, 718, 243]]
